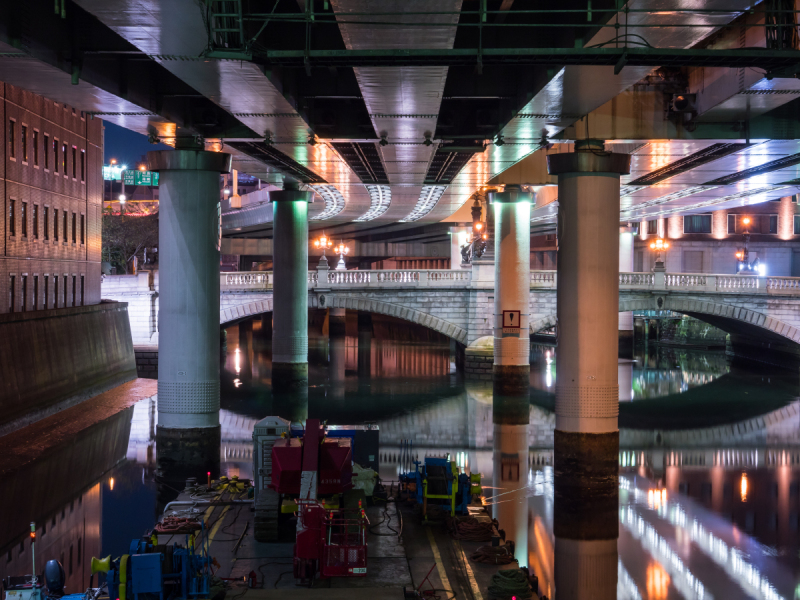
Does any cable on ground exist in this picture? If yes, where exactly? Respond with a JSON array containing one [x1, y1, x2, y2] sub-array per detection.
[[470, 545, 516, 565], [487, 569, 532, 600], [445, 516, 496, 542]]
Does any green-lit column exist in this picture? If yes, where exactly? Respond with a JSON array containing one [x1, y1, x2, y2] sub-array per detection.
[[271, 183, 313, 391]]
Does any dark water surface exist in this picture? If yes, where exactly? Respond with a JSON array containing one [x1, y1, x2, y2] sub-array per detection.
[[3, 315, 800, 599]]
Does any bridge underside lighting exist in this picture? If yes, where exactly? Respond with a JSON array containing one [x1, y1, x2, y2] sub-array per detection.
[[310, 184, 346, 221], [400, 185, 448, 222], [355, 185, 391, 222]]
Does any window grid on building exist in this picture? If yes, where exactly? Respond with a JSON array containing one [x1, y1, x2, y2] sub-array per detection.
[[9, 275, 15, 312], [43, 134, 49, 169], [33, 205, 39, 239], [62, 143, 68, 176], [80, 214, 85, 244], [33, 129, 39, 166], [53, 138, 58, 173], [21, 124, 27, 162], [684, 214, 712, 234], [8, 199, 15, 236], [72, 213, 76, 243], [21, 202, 27, 237], [8, 119, 15, 159], [44, 275, 49, 309]]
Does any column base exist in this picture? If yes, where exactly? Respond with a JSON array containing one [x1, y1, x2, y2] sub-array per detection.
[[618, 329, 634, 359], [156, 425, 221, 502], [554, 429, 618, 540], [260, 314, 273, 337], [493, 364, 529, 396], [329, 316, 347, 337], [272, 362, 308, 392]]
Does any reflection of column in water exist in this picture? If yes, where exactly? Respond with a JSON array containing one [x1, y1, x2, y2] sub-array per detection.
[[329, 332, 346, 402], [554, 538, 618, 600], [492, 393, 529, 567], [273, 387, 309, 429], [156, 426, 221, 508], [329, 307, 346, 337], [618, 360, 633, 401], [237, 319, 253, 383], [358, 312, 373, 377]]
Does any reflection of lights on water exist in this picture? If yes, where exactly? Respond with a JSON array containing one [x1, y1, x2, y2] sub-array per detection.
[[544, 350, 553, 387], [740, 473, 748, 502], [619, 560, 643, 600], [109, 477, 115, 491], [235, 347, 241, 374], [646, 488, 667, 510], [647, 562, 670, 600], [233, 378, 242, 388]]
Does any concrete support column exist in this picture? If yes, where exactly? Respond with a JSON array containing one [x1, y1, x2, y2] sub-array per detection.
[[329, 307, 347, 337], [357, 312, 372, 377], [329, 329, 346, 403], [619, 226, 635, 358], [271, 183, 313, 391], [488, 186, 532, 395], [148, 148, 231, 430], [547, 141, 629, 576]]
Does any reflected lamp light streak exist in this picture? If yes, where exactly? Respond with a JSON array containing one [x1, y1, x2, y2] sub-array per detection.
[[400, 185, 448, 222], [310, 184, 346, 221], [354, 185, 391, 222]]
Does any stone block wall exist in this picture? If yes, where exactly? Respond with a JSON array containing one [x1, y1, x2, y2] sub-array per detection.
[[101, 272, 158, 345], [134, 347, 158, 379], [0, 301, 137, 434]]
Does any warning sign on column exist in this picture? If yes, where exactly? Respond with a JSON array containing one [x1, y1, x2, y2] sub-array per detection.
[[502, 310, 521, 333]]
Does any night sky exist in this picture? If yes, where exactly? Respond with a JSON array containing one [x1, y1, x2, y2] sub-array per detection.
[[103, 120, 170, 167]]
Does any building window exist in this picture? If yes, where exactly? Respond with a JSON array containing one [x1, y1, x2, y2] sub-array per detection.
[[8, 199, 14, 236], [33, 205, 39, 239], [72, 212, 76, 243], [71, 146, 77, 179], [77, 539, 81, 565], [21, 276, 27, 312], [63, 210, 68, 242], [80, 275, 85, 306], [54, 209, 59, 241], [9, 119, 15, 159], [21, 202, 27, 237], [647, 220, 658, 234], [63, 275, 68, 307], [53, 139, 59, 173], [80, 149, 85, 182], [9, 275, 15, 312], [684, 214, 712, 234], [33, 275, 39, 310], [44, 275, 49, 309], [769, 215, 778, 234], [43, 134, 49, 169], [72, 276, 76, 307], [62, 143, 67, 175], [80, 214, 85, 244], [795, 215, 800, 235], [21, 124, 27, 162], [44, 207, 49, 240], [728, 214, 736, 234], [33, 130, 39, 166], [54, 276, 59, 308]]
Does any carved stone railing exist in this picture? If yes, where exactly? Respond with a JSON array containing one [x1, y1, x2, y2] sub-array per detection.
[[214, 269, 800, 296]]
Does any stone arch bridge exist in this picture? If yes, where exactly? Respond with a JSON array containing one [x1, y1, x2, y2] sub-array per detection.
[[101, 269, 800, 349]]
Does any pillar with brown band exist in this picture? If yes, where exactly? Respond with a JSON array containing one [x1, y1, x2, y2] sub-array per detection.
[[488, 186, 532, 396], [547, 141, 629, 598]]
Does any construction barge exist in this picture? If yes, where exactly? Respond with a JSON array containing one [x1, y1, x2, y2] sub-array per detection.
[[3, 418, 539, 600]]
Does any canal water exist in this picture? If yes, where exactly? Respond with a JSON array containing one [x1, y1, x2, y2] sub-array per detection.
[[3, 312, 800, 599]]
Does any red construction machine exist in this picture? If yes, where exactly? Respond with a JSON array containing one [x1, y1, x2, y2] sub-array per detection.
[[270, 419, 369, 583]]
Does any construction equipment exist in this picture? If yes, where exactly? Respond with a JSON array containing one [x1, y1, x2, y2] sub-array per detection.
[[252, 416, 291, 542], [400, 456, 481, 519], [269, 419, 368, 584]]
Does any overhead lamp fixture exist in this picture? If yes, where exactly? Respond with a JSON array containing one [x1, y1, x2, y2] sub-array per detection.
[[379, 134, 389, 147], [264, 130, 273, 145], [495, 135, 505, 147], [110, 158, 117, 165], [424, 132, 433, 147], [223, 187, 231, 195], [308, 134, 317, 146], [119, 194, 127, 203]]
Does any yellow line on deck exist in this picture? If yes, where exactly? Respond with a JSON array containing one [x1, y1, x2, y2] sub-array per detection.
[[208, 506, 231, 543], [454, 540, 484, 600], [425, 527, 453, 595]]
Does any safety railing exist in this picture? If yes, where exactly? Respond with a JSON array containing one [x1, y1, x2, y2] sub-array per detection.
[[211, 270, 800, 295]]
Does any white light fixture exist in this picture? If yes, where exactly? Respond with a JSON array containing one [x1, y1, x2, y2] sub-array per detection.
[[355, 185, 391, 222], [310, 184, 346, 220], [223, 187, 231, 195], [119, 194, 127, 203], [400, 185, 448, 222]]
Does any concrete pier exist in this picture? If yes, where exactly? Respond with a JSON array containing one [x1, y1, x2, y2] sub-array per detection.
[[619, 226, 635, 358], [148, 147, 231, 430], [271, 183, 314, 391], [489, 186, 532, 396]]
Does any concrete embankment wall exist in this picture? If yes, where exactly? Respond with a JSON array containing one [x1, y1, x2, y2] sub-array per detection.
[[0, 301, 137, 434]]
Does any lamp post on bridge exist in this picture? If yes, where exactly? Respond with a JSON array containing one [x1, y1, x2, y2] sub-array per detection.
[[333, 241, 349, 271], [649, 237, 669, 272]]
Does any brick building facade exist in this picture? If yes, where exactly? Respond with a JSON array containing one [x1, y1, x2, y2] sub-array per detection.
[[1, 82, 103, 314]]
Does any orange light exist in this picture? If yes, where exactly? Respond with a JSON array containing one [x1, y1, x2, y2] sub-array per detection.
[[139, 165, 146, 171], [109, 477, 115, 491], [742, 217, 751, 226], [30, 532, 35, 540], [741, 473, 748, 502], [110, 158, 117, 165], [482, 234, 488, 240], [474, 222, 483, 231], [736, 251, 744, 260], [646, 562, 670, 600]]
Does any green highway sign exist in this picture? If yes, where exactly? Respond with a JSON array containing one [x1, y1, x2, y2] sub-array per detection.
[[122, 170, 160, 186]]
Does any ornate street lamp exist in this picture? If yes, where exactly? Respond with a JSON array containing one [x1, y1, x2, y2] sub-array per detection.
[[333, 241, 349, 271], [313, 232, 333, 268], [649, 237, 669, 272]]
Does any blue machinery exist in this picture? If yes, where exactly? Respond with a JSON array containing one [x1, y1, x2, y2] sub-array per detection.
[[400, 456, 481, 519], [88, 531, 211, 600]]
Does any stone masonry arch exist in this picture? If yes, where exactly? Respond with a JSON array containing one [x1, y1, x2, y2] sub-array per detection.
[[529, 294, 800, 345]]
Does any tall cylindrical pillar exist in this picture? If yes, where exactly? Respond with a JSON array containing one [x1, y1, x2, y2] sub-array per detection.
[[329, 307, 347, 337], [489, 186, 532, 395], [271, 183, 313, 391], [547, 141, 629, 565], [148, 148, 231, 430], [618, 226, 635, 358]]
